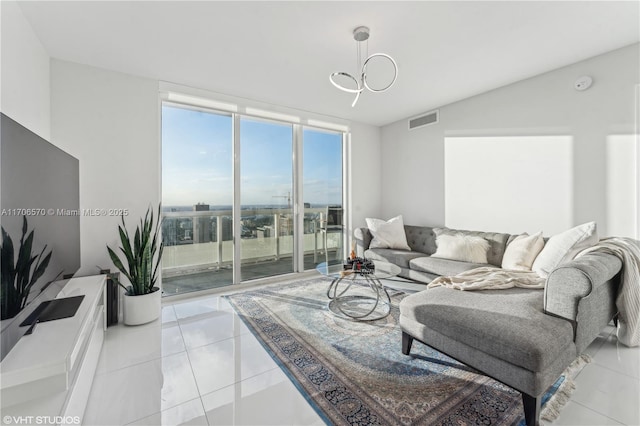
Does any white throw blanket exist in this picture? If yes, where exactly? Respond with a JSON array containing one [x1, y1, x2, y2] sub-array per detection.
[[578, 237, 640, 347], [427, 267, 545, 291]]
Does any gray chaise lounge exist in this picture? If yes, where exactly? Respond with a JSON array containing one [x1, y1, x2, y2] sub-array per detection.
[[355, 225, 622, 426]]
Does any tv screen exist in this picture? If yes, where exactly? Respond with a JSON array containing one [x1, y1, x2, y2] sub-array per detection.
[[0, 113, 80, 360]]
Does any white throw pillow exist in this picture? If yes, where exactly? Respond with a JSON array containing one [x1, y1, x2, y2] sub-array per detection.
[[532, 222, 598, 278], [501, 232, 545, 271], [431, 234, 490, 264], [365, 215, 411, 250]]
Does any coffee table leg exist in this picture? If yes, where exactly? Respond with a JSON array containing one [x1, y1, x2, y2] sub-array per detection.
[[363, 274, 391, 318], [327, 274, 356, 300], [327, 273, 391, 321]]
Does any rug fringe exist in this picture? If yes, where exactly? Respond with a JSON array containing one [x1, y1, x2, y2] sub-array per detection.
[[563, 354, 593, 378], [540, 354, 592, 424]]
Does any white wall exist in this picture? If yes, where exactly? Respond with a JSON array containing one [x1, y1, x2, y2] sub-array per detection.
[[444, 136, 573, 235], [606, 134, 638, 238], [349, 122, 382, 233], [51, 60, 160, 275], [0, 1, 50, 139], [381, 43, 639, 237]]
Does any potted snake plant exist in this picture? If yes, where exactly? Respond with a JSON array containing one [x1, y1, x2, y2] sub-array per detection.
[[107, 204, 163, 325]]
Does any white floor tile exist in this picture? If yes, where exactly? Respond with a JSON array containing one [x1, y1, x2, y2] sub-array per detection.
[[84, 352, 200, 425], [96, 323, 185, 374], [179, 311, 249, 349], [188, 333, 278, 396], [162, 305, 179, 325], [550, 400, 623, 425], [202, 368, 323, 426], [126, 398, 208, 426], [173, 296, 231, 320], [571, 362, 640, 425], [590, 334, 640, 379]]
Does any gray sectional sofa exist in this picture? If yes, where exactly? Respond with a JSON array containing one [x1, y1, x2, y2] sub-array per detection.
[[356, 225, 513, 283], [354, 225, 623, 426]]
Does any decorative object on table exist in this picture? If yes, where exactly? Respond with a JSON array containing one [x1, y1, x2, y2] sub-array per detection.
[[1, 216, 53, 320], [106, 204, 164, 325], [330, 26, 398, 107], [225, 279, 583, 426], [342, 256, 375, 273], [349, 241, 356, 260]]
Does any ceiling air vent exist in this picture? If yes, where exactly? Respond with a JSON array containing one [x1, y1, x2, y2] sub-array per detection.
[[408, 110, 439, 130]]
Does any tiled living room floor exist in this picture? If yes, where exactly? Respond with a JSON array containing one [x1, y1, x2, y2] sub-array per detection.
[[83, 280, 640, 426]]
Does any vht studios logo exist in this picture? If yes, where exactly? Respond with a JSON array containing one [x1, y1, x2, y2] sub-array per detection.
[[3, 416, 80, 425]]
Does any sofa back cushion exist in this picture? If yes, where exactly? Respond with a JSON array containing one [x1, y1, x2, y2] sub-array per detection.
[[434, 227, 511, 266], [404, 225, 437, 255]]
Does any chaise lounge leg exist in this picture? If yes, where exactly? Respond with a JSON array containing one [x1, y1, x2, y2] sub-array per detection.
[[402, 331, 413, 355], [522, 393, 541, 426]]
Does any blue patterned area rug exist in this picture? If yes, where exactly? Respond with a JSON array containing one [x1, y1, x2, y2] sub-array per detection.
[[225, 278, 584, 426]]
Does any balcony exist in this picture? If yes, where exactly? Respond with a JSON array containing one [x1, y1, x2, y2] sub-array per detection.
[[161, 208, 343, 295]]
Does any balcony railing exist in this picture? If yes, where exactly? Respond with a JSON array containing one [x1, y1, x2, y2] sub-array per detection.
[[161, 208, 342, 278]]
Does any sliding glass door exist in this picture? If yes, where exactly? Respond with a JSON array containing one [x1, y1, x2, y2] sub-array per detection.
[[161, 104, 234, 295], [161, 102, 345, 296], [303, 128, 344, 269], [240, 118, 295, 280]]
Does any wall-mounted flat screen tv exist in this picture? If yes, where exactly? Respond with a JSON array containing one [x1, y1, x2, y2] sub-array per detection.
[[0, 113, 80, 360]]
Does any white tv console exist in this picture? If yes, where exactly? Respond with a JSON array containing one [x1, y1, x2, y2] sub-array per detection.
[[0, 275, 106, 423]]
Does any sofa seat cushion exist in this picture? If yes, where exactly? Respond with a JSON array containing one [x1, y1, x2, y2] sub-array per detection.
[[364, 248, 427, 269], [399, 287, 575, 372], [409, 256, 489, 277]]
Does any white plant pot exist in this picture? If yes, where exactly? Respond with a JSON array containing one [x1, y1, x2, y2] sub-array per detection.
[[122, 287, 161, 326]]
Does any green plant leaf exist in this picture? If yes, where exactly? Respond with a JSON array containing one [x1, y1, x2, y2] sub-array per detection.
[[106, 204, 164, 298], [107, 245, 133, 284]]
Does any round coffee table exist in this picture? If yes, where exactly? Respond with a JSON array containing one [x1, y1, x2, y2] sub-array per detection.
[[316, 260, 401, 321]]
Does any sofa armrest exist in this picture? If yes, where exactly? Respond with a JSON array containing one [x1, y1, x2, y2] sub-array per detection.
[[544, 251, 622, 322], [354, 227, 373, 257]]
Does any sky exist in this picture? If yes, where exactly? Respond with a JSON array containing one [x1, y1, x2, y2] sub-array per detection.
[[162, 104, 342, 208]]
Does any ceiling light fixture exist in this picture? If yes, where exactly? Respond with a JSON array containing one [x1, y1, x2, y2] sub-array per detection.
[[330, 26, 398, 107]]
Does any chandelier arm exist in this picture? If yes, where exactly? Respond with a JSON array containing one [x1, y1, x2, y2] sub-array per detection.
[[362, 53, 398, 93], [329, 72, 364, 94], [351, 90, 362, 108]]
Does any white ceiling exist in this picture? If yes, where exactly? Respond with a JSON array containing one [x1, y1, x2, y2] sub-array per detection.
[[18, 1, 640, 127]]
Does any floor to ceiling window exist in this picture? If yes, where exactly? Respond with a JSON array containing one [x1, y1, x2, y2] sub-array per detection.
[[302, 128, 344, 270], [240, 117, 295, 280], [161, 104, 234, 295], [161, 100, 345, 296]]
